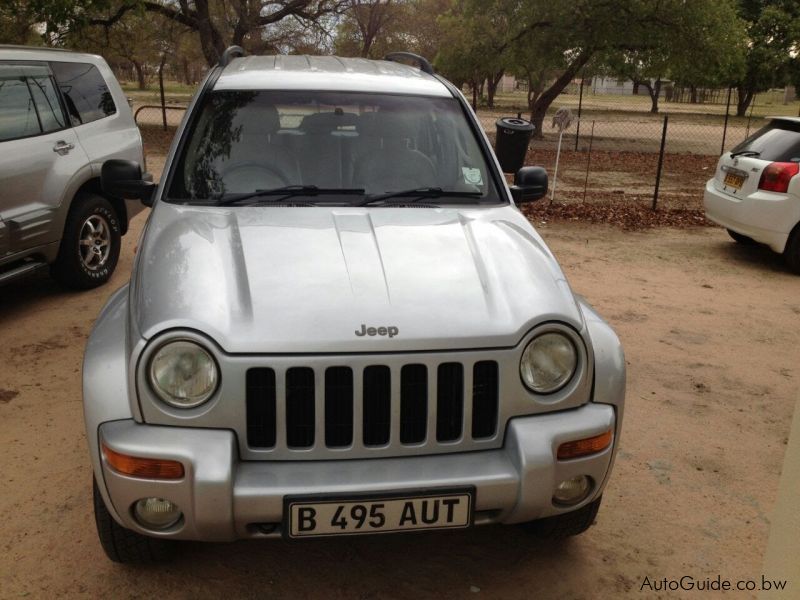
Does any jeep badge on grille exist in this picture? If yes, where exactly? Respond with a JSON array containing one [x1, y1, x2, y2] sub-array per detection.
[[355, 324, 399, 338]]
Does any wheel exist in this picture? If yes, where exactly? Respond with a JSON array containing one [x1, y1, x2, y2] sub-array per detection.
[[93, 477, 173, 564], [784, 224, 800, 274], [727, 229, 756, 245], [50, 194, 121, 289], [519, 496, 602, 539]]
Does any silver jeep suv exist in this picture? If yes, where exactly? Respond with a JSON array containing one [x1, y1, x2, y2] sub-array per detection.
[[85, 49, 625, 563], [0, 46, 144, 288]]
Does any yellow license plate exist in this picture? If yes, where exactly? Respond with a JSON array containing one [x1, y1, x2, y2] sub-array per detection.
[[724, 172, 745, 189]]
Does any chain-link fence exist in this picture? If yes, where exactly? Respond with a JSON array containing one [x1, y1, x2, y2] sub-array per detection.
[[133, 104, 187, 128], [484, 83, 796, 210]]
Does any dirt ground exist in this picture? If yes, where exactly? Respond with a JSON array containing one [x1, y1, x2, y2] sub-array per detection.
[[1, 209, 798, 598]]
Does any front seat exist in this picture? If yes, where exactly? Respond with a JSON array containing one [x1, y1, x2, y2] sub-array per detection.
[[352, 112, 437, 194], [216, 97, 300, 193]]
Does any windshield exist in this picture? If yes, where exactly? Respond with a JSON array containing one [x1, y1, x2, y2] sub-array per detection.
[[166, 90, 502, 205]]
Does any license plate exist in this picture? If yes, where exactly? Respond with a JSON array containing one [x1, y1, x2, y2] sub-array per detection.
[[724, 172, 745, 189], [284, 489, 473, 538]]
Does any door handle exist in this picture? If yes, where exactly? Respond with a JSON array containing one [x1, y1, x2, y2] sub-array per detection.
[[53, 141, 75, 155]]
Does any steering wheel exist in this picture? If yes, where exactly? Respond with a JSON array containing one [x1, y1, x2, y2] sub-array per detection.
[[220, 162, 290, 192]]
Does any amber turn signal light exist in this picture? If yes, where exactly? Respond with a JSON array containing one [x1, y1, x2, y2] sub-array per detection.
[[557, 429, 613, 460], [102, 444, 185, 479]]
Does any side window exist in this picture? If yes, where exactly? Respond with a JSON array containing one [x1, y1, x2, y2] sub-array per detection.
[[0, 70, 40, 142], [50, 61, 116, 126], [27, 75, 66, 133]]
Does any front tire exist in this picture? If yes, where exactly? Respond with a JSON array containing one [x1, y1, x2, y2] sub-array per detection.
[[727, 229, 756, 245], [519, 496, 602, 540], [93, 478, 172, 564], [784, 224, 800, 274], [51, 194, 121, 289]]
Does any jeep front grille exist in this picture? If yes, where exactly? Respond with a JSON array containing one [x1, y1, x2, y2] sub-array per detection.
[[246, 360, 499, 456]]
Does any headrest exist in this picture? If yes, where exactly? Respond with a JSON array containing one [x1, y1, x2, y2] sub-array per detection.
[[231, 95, 281, 136], [300, 111, 359, 133], [357, 112, 414, 140]]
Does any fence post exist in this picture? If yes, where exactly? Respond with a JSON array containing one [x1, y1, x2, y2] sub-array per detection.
[[652, 114, 668, 211], [574, 71, 585, 151], [721, 86, 732, 155], [158, 54, 167, 132], [582, 120, 595, 203], [745, 94, 756, 139]]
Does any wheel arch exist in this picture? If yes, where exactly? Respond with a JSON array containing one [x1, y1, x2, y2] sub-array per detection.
[[71, 178, 129, 235]]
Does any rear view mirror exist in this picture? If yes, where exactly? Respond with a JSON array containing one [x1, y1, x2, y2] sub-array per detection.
[[510, 166, 548, 203], [101, 159, 156, 207]]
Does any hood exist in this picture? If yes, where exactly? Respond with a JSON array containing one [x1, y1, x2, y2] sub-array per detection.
[[131, 203, 583, 353]]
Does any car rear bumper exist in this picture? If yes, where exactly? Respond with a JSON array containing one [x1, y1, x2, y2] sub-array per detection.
[[96, 403, 618, 541], [703, 179, 796, 253]]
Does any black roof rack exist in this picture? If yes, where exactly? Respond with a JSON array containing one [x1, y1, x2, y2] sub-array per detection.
[[383, 52, 434, 75], [220, 45, 245, 67]]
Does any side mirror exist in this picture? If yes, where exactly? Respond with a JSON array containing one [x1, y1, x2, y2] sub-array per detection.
[[510, 166, 548, 203], [101, 159, 156, 207]]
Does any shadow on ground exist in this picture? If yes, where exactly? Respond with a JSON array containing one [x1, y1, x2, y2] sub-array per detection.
[[715, 239, 792, 275]]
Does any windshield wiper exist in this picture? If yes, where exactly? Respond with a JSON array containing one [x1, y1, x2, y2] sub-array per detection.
[[358, 187, 483, 206], [729, 150, 761, 158], [216, 185, 365, 206]]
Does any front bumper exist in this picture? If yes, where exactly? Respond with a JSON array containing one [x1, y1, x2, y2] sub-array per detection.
[[97, 403, 617, 541]]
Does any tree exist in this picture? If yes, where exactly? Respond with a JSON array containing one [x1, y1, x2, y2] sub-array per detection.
[[337, 0, 396, 58], [30, 0, 345, 66], [438, 0, 750, 136], [335, 0, 449, 60], [0, 1, 41, 45], [603, 2, 745, 113], [733, 0, 800, 116], [404, 0, 450, 61], [436, 0, 513, 108], [75, 11, 167, 89]]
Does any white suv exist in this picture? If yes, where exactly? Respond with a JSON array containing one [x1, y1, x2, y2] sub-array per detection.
[[0, 45, 144, 288], [704, 117, 800, 273]]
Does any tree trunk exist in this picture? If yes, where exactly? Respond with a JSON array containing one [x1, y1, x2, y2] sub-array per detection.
[[486, 70, 504, 109], [632, 80, 640, 95], [194, 0, 226, 66], [736, 85, 754, 117], [182, 58, 191, 85], [639, 78, 661, 113], [470, 79, 478, 109], [132, 60, 147, 90], [651, 79, 661, 113], [690, 85, 698, 104], [529, 50, 592, 139]]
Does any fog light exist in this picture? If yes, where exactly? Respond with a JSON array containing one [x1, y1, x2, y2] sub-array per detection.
[[553, 475, 591, 506], [133, 497, 182, 530]]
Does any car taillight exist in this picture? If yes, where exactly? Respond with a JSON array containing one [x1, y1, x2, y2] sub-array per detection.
[[758, 162, 799, 193]]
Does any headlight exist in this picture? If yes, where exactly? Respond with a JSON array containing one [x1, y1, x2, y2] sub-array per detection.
[[148, 340, 219, 408], [520, 331, 578, 393]]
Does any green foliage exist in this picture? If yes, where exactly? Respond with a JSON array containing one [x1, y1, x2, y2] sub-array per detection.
[[736, 0, 800, 92], [435, 0, 757, 125], [608, 2, 745, 87], [335, 0, 451, 60], [0, 0, 48, 45], [435, 0, 513, 83]]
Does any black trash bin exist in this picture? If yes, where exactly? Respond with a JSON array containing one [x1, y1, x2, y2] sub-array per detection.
[[494, 117, 535, 173]]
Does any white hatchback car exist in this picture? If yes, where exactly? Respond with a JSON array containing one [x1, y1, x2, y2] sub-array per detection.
[[704, 116, 800, 273]]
